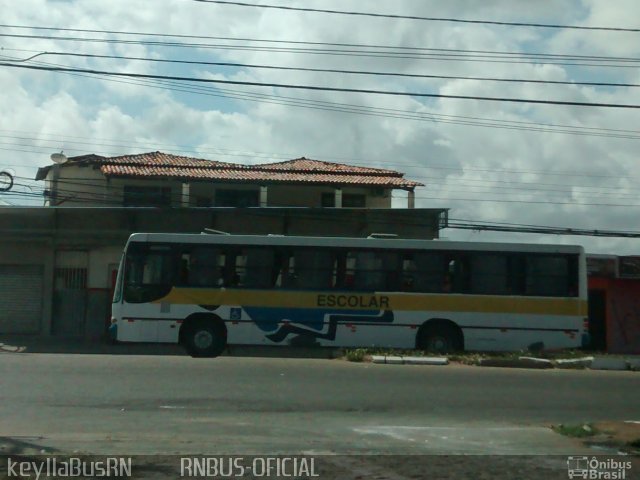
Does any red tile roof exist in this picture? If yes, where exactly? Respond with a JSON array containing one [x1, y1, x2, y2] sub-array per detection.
[[69, 151, 238, 169], [100, 164, 421, 188], [253, 157, 403, 176], [52, 151, 423, 189]]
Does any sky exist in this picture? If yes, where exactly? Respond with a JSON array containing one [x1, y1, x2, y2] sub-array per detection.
[[0, 0, 639, 254]]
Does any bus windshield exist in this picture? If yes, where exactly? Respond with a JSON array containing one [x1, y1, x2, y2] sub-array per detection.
[[122, 243, 175, 303]]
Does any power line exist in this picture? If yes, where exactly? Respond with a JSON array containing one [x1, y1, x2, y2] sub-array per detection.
[[3, 24, 640, 62], [20, 172, 637, 204], [4, 52, 640, 141], [10, 49, 640, 89], [2, 32, 639, 68], [4, 62, 640, 109], [15, 158, 640, 202], [17, 170, 640, 208], [189, 0, 640, 33], [7, 54, 633, 140], [60, 77, 640, 138], [2, 121, 638, 184], [390, 193, 640, 208], [2, 68, 638, 141], [5, 130, 638, 192], [427, 182, 640, 201], [446, 219, 640, 238], [16, 177, 640, 211], [12, 177, 640, 230], [9, 182, 636, 239], [43, 168, 640, 198]]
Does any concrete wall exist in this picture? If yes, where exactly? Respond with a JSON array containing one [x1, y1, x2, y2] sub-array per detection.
[[88, 247, 123, 289], [45, 164, 108, 207]]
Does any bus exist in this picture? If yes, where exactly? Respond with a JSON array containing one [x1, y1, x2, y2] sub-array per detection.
[[110, 232, 589, 357]]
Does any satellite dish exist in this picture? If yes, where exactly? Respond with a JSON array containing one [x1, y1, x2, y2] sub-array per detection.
[[50, 152, 68, 164]]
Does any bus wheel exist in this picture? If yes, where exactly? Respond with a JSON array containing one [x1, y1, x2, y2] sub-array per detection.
[[418, 321, 463, 354], [181, 319, 227, 358]]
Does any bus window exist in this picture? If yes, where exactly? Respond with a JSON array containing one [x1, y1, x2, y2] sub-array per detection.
[[410, 252, 447, 293], [381, 252, 401, 290], [348, 250, 400, 291], [401, 256, 417, 291], [447, 255, 470, 293], [290, 249, 336, 290], [182, 247, 224, 287], [353, 252, 379, 291], [234, 248, 275, 289], [470, 254, 509, 295], [272, 250, 291, 288], [507, 255, 527, 295], [525, 255, 570, 297]]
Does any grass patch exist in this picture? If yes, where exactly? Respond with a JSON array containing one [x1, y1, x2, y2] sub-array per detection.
[[344, 348, 368, 362], [448, 353, 487, 365], [553, 423, 598, 438]]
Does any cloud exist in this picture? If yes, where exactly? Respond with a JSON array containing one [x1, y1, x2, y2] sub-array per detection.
[[1, 0, 638, 253]]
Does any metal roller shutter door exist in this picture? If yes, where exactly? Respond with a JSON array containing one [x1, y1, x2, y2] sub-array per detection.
[[0, 265, 43, 334]]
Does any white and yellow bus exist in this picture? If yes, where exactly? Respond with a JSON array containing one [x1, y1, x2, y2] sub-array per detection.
[[110, 233, 589, 357]]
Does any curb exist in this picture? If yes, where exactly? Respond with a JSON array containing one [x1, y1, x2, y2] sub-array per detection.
[[476, 355, 635, 371], [628, 359, 640, 371], [590, 357, 629, 371], [555, 357, 594, 369], [404, 356, 449, 366], [478, 357, 553, 369], [371, 355, 449, 366]]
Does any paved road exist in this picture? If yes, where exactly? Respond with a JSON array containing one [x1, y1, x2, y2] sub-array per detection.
[[0, 353, 638, 458]]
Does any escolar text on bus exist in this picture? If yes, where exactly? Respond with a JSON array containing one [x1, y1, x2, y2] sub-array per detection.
[[316, 294, 390, 309]]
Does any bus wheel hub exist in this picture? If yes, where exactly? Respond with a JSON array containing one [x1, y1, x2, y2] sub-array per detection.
[[194, 330, 213, 349]]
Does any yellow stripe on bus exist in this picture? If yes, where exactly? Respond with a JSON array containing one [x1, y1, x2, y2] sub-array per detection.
[[158, 288, 587, 317]]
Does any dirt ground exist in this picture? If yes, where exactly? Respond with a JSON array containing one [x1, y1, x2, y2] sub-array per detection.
[[588, 421, 640, 453]]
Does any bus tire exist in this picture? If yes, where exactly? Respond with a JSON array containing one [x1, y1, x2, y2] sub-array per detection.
[[181, 317, 227, 358], [417, 320, 463, 354]]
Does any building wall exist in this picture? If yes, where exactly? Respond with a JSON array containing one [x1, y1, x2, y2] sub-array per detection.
[[188, 182, 260, 207], [589, 276, 640, 354], [86, 247, 124, 339], [266, 185, 391, 208], [45, 164, 108, 207], [108, 177, 183, 207], [88, 247, 124, 289]]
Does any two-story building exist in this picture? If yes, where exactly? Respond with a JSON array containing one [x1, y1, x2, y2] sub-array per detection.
[[35, 151, 421, 209]]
